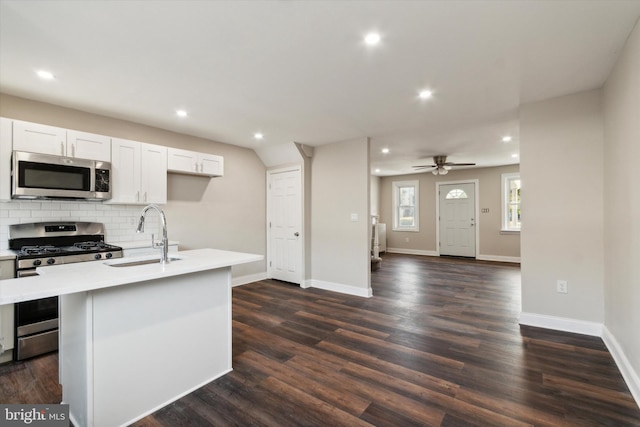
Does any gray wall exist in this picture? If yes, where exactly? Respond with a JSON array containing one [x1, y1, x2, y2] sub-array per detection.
[[603, 19, 640, 392], [379, 164, 521, 260], [311, 137, 370, 295], [520, 90, 604, 324], [0, 94, 266, 280]]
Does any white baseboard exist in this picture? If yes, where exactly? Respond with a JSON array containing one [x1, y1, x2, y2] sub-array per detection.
[[387, 248, 438, 257], [602, 326, 640, 406], [232, 272, 268, 287], [387, 249, 520, 263], [477, 254, 521, 263], [519, 312, 602, 336], [302, 279, 372, 298]]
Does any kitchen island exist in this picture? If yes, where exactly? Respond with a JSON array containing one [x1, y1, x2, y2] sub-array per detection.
[[0, 248, 262, 427]]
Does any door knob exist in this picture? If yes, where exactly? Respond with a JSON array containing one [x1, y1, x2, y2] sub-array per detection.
[[294, 232, 300, 237]]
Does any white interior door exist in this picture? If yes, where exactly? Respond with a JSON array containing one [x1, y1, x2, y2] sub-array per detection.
[[439, 182, 476, 257], [268, 168, 302, 284]]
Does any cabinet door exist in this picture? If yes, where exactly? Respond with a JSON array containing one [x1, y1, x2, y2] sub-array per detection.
[[0, 259, 15, 356], [0, 118, 12, 201], [167, 148, 199, 174], [110, 138, 141, 204], [140, 143, 167, 204], [200, 154, 224, 176], [67, 130, 111, 161], [13, 120, 66, 156]]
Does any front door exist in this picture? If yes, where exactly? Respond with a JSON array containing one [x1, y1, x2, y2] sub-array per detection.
[[267, 167, 302, 284], [439, 182, 476, 257]]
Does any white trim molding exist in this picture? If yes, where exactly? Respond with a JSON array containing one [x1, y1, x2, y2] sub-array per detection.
[[387, 248, 438, 257], [302, 279, 373, 298], [476, 254, 521, 263], [391, 180, 420, 232], [519, 312, 602, 336], [232, 272, 268, 287], [602, 326, 640, 406]]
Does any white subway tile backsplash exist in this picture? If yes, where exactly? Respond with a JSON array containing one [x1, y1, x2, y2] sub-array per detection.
[[9, 210, 31, 218], [0, 200, 157, 249]]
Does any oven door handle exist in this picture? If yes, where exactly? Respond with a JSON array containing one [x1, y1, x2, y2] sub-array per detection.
[[17, 269, 39, 278]]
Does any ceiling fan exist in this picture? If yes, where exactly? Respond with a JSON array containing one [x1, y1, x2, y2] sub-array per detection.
[[413, 155, 476, 175]]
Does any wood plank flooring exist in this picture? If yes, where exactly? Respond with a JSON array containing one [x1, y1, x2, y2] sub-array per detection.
[[1, 253, 638, 426]]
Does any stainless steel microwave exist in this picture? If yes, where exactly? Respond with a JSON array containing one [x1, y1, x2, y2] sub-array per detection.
[[12, 151, 112, 200]]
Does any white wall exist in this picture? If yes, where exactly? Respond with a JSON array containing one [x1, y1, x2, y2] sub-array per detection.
[[603, 19, 640, 398], [310, 137, 371, 297], [519, 90, 604, 326]]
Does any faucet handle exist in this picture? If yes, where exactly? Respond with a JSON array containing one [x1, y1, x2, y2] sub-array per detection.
[[151, 233, 165, 248]]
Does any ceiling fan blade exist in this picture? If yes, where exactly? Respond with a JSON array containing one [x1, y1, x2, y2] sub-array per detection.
[[445, 162, 476, 166], [412, 165, 436, 169]]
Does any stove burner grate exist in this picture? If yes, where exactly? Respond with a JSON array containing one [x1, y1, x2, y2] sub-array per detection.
[[19, 245, 62, 255]]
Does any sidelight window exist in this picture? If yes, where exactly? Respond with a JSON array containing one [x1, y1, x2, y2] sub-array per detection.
[[392, 180, 419, 231]]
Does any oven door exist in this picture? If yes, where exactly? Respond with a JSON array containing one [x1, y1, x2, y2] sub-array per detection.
[[15, 296, 58, 336], [14, 266, 59, 360], [12, 151, 94, 199]]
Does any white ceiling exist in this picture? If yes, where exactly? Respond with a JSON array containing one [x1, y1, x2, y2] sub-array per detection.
[[1, 1, 639, 176]]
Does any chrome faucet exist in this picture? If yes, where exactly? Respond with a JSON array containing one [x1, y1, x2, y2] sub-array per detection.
[[136, 204, 170, 264]]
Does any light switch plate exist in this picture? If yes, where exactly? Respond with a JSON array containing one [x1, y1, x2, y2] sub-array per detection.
[[350, 213, 358, 221]]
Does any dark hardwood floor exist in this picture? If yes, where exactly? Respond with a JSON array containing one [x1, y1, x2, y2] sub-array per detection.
[[1, 253, 638, 426]]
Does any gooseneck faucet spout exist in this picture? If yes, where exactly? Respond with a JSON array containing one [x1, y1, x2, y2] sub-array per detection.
[[136, 204, 169, 264]]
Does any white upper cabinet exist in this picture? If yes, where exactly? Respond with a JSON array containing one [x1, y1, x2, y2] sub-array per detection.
[[109, 138, 166, 204], [66, 130, 111, 161], [12, 120, 110, 161], [140, 143, 167, 204], [167, 147, 223, 177]]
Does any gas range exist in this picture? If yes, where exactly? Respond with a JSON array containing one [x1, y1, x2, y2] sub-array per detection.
[[14, 241, 122, 269], [9, 222, 123, 272], [8, 221, 123, 361]]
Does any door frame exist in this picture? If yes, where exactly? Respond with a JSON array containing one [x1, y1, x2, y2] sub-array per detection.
[[435, 179, 479, 257], [266, 165, 304, 284]]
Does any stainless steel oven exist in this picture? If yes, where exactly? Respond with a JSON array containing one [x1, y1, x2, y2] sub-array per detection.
[[9, 221, 123, 360]]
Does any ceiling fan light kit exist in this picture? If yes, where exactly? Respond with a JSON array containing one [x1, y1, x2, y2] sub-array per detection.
[[432, 167, 448, 175]]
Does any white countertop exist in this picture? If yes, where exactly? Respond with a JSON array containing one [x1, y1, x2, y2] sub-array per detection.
[[0, 248, 262, 305], [0, 250, 17, 261]]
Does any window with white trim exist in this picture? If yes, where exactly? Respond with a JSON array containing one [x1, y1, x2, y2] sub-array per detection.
[[502, 173, 521, 231], [392, 180, 419, 231]]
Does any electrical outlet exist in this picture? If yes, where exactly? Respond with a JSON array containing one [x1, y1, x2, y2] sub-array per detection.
[[557, 280, 568, 294]]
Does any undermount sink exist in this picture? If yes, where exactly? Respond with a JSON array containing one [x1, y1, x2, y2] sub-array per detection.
[[106, 257, 182, 267]]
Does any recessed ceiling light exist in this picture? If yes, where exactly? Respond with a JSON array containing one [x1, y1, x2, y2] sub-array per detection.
[[381, 148, 390, 154], [502, 136, 512, 142], [176, 110, 188, 117], [512, 153, 519, 158], [375, 169, 381, 173], [418, 89, 433, 99], [364, 32, 381, 46], [254, 133, 264, 140], [36, 70, 55, 80]]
